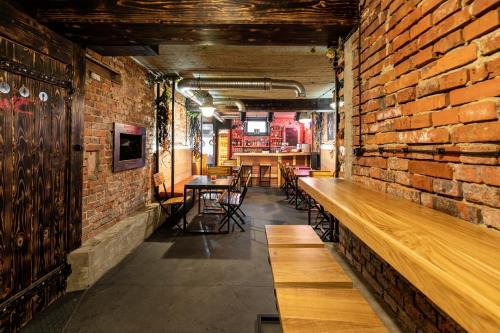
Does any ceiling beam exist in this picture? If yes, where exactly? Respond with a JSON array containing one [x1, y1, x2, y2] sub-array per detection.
[[12, 1, 357, 48], [186, 99, 332, 112], [26, 1, 357, 25]]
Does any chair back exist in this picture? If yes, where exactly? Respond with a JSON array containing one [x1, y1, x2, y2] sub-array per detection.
[[207, 166, 232, 176], [153, 173, 168, 198], [239, 170, 252, 203], [309, 170, 334, 178]]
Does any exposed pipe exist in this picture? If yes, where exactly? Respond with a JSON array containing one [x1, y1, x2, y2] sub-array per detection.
[[177, 77, 306, 98], [213, 98, 246, 112]]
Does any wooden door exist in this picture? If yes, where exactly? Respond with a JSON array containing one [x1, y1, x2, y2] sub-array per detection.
[[0, 37, 72, 330]]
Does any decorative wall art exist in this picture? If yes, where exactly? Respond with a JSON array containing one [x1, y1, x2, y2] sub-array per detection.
[[0, 80, 50, 116]]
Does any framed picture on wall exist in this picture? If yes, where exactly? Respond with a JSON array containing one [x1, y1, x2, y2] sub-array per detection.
[[327, 112, 334, 141]]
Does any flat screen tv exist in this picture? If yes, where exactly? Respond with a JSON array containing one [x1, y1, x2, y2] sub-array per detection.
[[113, 122, 146, 172], [244, 118, 269, 136]]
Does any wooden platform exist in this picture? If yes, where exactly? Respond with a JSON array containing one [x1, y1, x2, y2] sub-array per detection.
[[268, 247, 352, 288], [298, 177, 500, 333], [265, 225, 324, 248], [275, 288, 389, 333]]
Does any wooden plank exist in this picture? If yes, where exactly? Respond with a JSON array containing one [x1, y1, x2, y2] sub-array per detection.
[[265, 225, 324, 248], [0, 68, 14, 305], [14, 1, 356, 48], [67, 45, 85, 252], [27, 1, 357, 25], [268, 247, 352, 288], [275, 288, 389, 333], [299, 177, 500, 333]]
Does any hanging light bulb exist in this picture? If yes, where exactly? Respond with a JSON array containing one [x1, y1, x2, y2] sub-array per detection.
[[298, 112, 312, 124], [200, 94, 215, 117], [200, 106, 215, 117], [330, 100, 344, 109]]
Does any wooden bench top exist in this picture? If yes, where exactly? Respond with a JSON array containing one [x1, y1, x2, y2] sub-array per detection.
[[265, 225, 324, 248], [275, 288, 389, 333], [268, 247, 352, 288], [298, 177, 500, 333]]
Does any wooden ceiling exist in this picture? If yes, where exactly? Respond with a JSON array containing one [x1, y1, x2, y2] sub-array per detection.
[[13, 0, 358, 54]]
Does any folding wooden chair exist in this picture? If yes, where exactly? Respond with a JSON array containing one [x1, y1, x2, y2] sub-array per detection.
[[153, 173, 191, 229], [218, 170, 251, 232]]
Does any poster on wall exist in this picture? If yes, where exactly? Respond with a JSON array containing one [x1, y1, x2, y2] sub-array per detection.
[[327, 112, 334, 141]]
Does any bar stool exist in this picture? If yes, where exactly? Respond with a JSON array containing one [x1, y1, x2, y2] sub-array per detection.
[[241, 163, 253, 187], [259, 163, 272, 187]]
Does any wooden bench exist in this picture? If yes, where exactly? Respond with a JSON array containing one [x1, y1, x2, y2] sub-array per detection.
[[275, 288, 389, 333], [265, 225, 324, 248], [268, 247, 352, 288], [264, 225, 388, 332], [298, 177, 500, 333]]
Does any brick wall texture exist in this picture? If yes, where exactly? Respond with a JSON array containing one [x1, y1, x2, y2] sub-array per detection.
[[339, 225, 466, 333], [345, 0, 500, 230], [82, 51, 155, 241]]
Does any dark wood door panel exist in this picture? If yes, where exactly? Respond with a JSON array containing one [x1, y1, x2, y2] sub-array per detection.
[[0, 36, 72, 330]]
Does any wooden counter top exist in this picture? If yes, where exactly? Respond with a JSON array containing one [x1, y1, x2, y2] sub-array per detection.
[[234, 152, 310, 156], [268, 247, 352, 288], [298, 177, 500, 333], [275, 288, 389, 333]]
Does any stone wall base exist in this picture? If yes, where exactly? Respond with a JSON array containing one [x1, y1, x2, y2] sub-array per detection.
[[338, 224, 465, 333], [67, 203, 161, 291]]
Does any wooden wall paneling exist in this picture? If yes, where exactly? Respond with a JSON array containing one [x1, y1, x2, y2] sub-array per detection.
[[50, 84, 66, 270], [68, 45, 85, 252], [0, 68, 14, 305], [11, 70, 34, 326]]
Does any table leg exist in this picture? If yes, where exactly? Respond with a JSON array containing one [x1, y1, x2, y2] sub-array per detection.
[[198, 189, 201, 214], [183, 187, 187, 231], [295, 177, 299, 209], [308, 195, 311, 225]]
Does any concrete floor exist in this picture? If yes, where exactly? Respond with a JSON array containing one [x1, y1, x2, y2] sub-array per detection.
[[23, 187, 401, 333]]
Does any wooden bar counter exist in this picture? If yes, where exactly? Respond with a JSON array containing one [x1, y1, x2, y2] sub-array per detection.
[[298, 177, 500, 332], [234, 152, 310, 187]]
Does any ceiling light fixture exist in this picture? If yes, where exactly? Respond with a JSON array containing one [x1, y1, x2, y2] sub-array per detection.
[[200, 94, 216, 117], [330, 100, 344, 109], [298, 112, 312, 124], [200, 106, 215, 117]]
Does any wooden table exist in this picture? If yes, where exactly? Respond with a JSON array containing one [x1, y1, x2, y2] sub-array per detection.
[[275, 288, 389, 333], [265, 225, 324, 248], [183, 175, 234, 234], [298, 177, 500, 332], [268, 247, 352, 288]]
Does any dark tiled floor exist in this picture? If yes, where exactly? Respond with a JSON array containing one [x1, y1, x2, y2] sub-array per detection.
[[22, 187, 400, 333]]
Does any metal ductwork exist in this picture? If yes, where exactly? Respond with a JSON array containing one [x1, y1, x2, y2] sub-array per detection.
[[177, 77, 306, 98], [213, 98, 246, 112]]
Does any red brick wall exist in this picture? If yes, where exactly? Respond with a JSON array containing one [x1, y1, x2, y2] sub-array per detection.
[[348, 0, 500, 229], [339, 225, 465, 333], [82, 52, 155, 241]]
